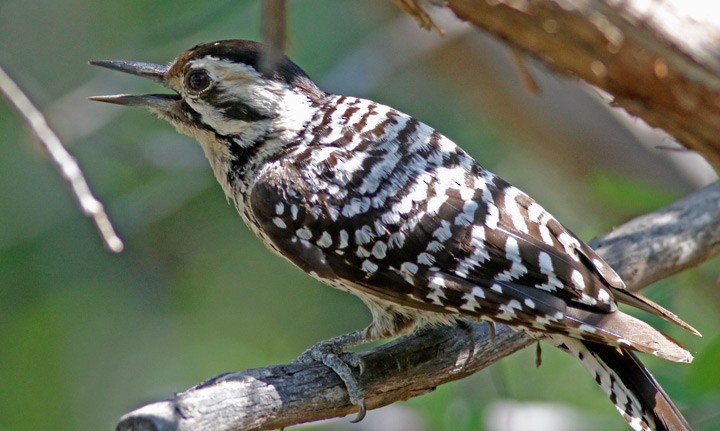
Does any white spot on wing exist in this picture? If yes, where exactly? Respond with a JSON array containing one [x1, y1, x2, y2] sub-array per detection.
[[504, 187, 529, 233], [362, 259, 378, 274], [338, 230, 349, 249], [372, 241, 388, 259], [316, 231, 332, 248], [273, 217, 286, 229], [579, 324, 597, 334], [426, 241, 444, 252], [356, 246, 371, 258], [401, 262, 418, 276], [388, 232, 405, 248], [538, 252, 563, 292], [355, 225, 373, 244], [392, 196, 414, 215], [558, 232, 581, 261], [538, 224, 554, 246], [456, 201, 478, 226], [527, 202, 543, 222], [417, 252, 435, 266], [432, 221, 452, 241], [485, 204, 500, 230], [571, 270, 586, 291], [296, 227, 312, 240], [495, 237, 528, 281], [498, 299, 522, 319], [427, 274, 447, 305], [580, 294, 597, 306], [597, 289, 611, 303], [426, 195, 446, 214], [460, 286, 486, 312]]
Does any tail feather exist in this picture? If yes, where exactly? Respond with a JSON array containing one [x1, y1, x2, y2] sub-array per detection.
[[611, 288, 701, 337], [547, 336, 691, 431], [563, 307, 694, 363]]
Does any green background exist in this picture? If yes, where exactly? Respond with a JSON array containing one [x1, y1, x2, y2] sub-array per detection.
[[1, 1, 718, 430]]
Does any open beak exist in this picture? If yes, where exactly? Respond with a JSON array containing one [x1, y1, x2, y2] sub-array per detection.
[[89, 60, 180, 110]]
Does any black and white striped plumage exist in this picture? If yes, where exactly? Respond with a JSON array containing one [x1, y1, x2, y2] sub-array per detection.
[[91, 40, 698, 431]]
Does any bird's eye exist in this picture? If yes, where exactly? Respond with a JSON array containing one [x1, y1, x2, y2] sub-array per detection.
[[185, 69, 211, 93]]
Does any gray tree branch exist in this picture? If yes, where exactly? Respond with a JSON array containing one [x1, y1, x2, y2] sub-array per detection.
[[116, 180, 720, 431]]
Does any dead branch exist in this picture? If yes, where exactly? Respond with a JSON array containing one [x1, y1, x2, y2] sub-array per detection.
[[116, 180, 720, 431]]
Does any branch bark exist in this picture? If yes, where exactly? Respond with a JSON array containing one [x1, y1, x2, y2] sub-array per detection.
[[116, 181, 720, 431], [443, 0, 720, 170]]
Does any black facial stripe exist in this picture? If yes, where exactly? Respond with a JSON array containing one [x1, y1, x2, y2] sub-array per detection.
[[179, 101, 241, 151], [178, 98, 261, 185], [216, 99, 274, 122], [199, 84, 274, 123], [179, 101, 214, 133]]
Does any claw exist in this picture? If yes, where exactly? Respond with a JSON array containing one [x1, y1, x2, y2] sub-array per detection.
[[350, 399, 367, 423], [488, 321, 497, 341], [342, 353, 365, 375], [340, 352, 362, 369]]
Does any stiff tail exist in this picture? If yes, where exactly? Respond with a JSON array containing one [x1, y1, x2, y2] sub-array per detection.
[[611, 288, 701, 337], [547, 336, 691, 431]]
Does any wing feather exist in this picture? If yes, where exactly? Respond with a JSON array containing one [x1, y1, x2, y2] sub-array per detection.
[[246, 119, 695, 356]]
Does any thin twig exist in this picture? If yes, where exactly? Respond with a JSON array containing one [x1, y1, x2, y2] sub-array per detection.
[[393, 0, 445, 35], [509, 47, 541, 94], [0, 64, 124, 253], [260, 0, 286, 75]]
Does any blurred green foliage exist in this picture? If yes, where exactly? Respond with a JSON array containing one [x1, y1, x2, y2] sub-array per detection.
[[1, 1, 718, 431]]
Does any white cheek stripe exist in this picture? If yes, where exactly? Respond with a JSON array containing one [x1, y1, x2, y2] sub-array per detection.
[[185, 56, 316, 139]]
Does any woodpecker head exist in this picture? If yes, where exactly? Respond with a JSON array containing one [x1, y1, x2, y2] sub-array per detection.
[[91, 40, 326, 195]]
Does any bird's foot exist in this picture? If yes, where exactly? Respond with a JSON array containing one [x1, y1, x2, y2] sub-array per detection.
[[294, 330, 367, 422]]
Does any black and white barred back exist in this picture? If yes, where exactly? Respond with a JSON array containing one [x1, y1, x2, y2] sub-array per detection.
[[91, 40, 698, 431]]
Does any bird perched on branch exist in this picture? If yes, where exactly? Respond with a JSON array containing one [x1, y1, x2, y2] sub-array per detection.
[[91, 39, 698, 431]]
